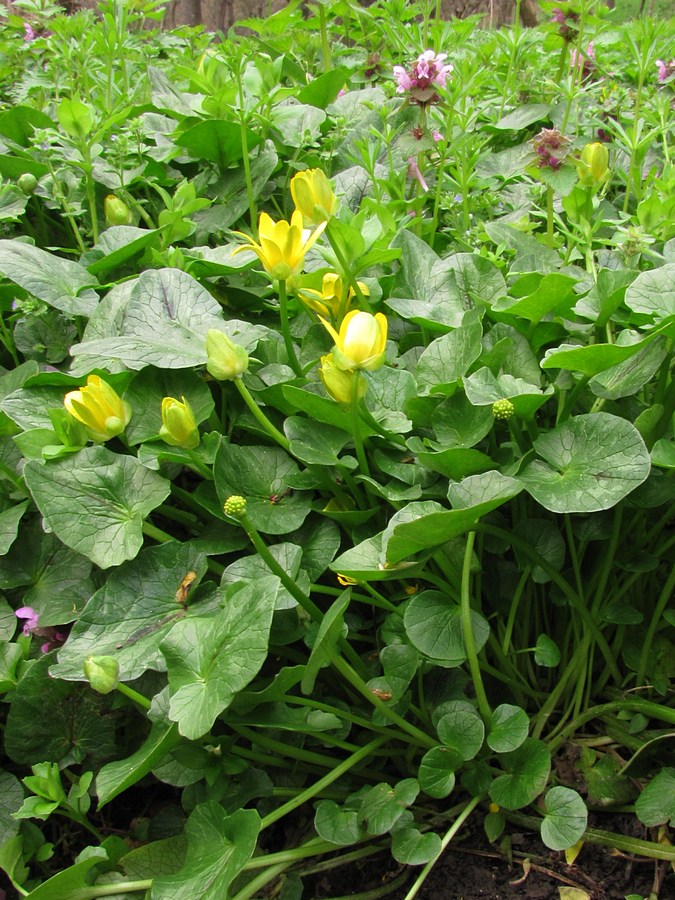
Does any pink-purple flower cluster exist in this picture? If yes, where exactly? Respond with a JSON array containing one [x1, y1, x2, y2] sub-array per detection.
[[393, 50, 453, 105], [531, 128, 571, 170], [15, 606, 67, 654]]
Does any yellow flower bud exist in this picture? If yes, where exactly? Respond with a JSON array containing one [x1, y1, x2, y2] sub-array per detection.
[[232, 211, 326, 285], [104, 194, 133, 227], [319, 353, 367, 404], [577, 142, 609, 185], [159, 396, 200, 450], [290, 168, 339, 227], [205, 329, 249, 381], [320, 310, 388, 372], [63, 375, 132, 442]]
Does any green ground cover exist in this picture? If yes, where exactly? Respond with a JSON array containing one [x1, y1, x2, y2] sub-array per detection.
[[0, 0, 673, 897]]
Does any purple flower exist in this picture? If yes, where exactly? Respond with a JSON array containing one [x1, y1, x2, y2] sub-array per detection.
[[394, 50, 453, 105], [407, 157, 428, 192], [656, 59, 675, 83], [15, 606, 68, 653], [16, 606, 39, 636], [432, 131, 443, 142], [551, 7, 566, 24], [570, 42, 595, 78]]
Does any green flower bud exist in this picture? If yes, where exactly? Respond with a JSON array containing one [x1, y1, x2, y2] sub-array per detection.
[[492, 398, 515, 420], [159, 396, 200, 450], [18, 173, 38, 195], [84, 655, 119, 694], [104, 194, 133, 227], [205, 329, 249, 380], [49, 407, 88, 448], [224, 495, 247, 518]]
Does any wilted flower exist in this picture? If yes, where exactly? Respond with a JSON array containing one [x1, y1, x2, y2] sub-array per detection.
[[63, 375, 132, 443], [393, 50, 453, 105], [232, 211, 326, 284], [290, 169, 338, 227], [160, 396, 200, 450], [320, 310, 388, 372], [205, 329, 249, 381], [299, 272, 368, 321], [531, 128, 571, 170], [319, 353, 367, 404]]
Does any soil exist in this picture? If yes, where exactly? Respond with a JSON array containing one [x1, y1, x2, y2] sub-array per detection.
[[305, 813, 674, 900]]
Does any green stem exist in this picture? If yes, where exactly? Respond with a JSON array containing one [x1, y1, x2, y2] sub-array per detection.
[[505, 810, 675, 862], [233, 377, 290, 451], [260, 736, 387, 830], [317, 2, 331, 72], [236, 511, 366, 677], [635, 562, 675, 687], [331, 655, 437, 749], [402, 794, 484, 900], [142, 521, 174, 543], [546, 184, 554, 248], [478, 523, 622, 685], [236, 73, 257, 228], [83, 882, 153, 898], [460, 532, 491, 721], [351, 377, 371, 478], [325, 222, 371, 313], [116, 682, 152, 711], [277, 279, 303, 376]]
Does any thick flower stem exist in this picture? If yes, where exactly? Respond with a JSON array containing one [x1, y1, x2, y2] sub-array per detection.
[[460, 532, 491, 722], [233, 377, 291, 451]]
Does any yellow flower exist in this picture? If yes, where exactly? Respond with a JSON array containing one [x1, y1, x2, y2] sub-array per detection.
[[205, 329, 249, 381], [290, 168, 339, 227], [160, 396, 200, 450], [320, 309, 388, 372], [63, 375, 131, 443], [232, 211, 326, 284], [299, 272, 369, 321], [319, 353, 367, 404], [577, 142, 609, 185]]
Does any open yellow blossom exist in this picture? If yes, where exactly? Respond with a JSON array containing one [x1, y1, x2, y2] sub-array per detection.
[[299, 272, 369, 321], [232, 211, 326, 284], [320, 309, 388, 372], [290, 169, 338, 227], [319, 353, 367, 404], [63, 375, 131, 443], [160, 396, 199, 450]]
